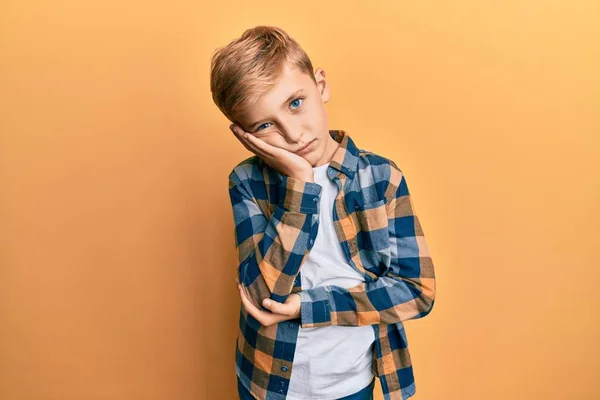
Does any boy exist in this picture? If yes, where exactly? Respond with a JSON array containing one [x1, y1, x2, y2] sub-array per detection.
[[210, 25, 436, 400]]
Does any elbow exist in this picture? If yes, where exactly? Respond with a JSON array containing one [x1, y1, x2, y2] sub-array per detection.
[[240, 281, 273, 312], [238, 260, 270, 310], [239, 267, 296, 312], [419, 296, 435, 318], [419, 279, 436, 318]]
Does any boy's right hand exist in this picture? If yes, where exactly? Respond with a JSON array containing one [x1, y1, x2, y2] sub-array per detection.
[[230, 124, 314, 182]]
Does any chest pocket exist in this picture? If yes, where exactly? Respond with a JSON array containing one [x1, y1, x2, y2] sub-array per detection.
[[351, 198, 391, 275]]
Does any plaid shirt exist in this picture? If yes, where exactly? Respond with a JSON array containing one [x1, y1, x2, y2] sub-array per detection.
[[228, 130, 436, 400]]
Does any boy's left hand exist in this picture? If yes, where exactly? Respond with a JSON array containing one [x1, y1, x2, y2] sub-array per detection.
[[235, 278, 301, 327]]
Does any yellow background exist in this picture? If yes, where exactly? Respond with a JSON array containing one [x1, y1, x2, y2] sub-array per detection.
[[1, 1, 598, 399]]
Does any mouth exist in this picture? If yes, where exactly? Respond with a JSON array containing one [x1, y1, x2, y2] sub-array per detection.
[[295, 139, 315, 154]]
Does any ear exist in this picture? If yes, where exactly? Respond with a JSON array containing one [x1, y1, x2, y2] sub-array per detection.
[[314, 67, 331, 103]]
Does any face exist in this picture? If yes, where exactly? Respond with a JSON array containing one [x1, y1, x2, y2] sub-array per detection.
[[234, 61, 338, 167]]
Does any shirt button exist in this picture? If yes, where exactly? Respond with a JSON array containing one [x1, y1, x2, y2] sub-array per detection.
[[281, 366, 288, 372], [313, 197, 318, 202], [309, 239, 314, 247], [289, 322, 296, 328]]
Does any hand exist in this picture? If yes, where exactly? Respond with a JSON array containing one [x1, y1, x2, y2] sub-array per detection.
[[229, 124, 314, 181], [235, 278, 301, 327]]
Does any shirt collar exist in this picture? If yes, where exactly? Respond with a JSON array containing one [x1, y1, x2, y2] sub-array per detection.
[[258, 129, 359, 180], [327, 129, 359, 179]]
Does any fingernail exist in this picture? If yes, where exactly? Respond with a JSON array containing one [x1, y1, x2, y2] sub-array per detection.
[[264, 300, 271, 307], [243, 133, 248, 138]]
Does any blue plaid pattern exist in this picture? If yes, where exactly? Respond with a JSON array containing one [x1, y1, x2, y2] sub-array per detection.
[[229, 130, 436, 399]]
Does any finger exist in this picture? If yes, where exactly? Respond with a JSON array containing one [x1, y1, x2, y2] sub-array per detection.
[[230, 125, 269, 158], [238, 285, 290, 326], [239, 286, 259, 320], [231, 125, 279, 164], [238, 283, 263, 312], [244, 132, 283, 160], [238, 284, 269, 323], [262, 298, 293, 316], [237, 285, 248, 312], [243, 135, 286, 172], [236, 284, 245, 304], [230, 125, 259, 155]]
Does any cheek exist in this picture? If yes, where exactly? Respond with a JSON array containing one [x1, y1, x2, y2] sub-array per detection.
[[306, 105, 327, 128], [260, 135, 285, 148]]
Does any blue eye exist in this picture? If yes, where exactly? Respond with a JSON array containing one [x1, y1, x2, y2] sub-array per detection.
[[255, 98, 304, 132], [257, 123, 271, 131], [290, 98, 303, 109]]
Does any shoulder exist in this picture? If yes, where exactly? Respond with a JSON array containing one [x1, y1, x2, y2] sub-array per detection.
[[355, 147, 408, 203], [228, 155, 262, 182], [356, 147, 403, 179]]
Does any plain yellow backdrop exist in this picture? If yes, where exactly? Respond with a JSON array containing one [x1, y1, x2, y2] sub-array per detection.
[[1, 1, 598, 399]]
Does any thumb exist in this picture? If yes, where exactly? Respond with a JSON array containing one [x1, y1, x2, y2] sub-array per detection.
[[262, 298, 290, 315]]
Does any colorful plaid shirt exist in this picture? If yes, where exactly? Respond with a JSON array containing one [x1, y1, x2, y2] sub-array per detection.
[[228, 130, 436, 400]]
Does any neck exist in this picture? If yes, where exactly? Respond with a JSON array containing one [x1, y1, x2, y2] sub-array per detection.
[[325, 135, 340, 161], [314, 135, 339, 167]]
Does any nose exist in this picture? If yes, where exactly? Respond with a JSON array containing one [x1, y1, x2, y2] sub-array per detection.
[[278, 120, 303, 144]]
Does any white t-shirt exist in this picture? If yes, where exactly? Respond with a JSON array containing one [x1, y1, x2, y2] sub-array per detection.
[[286, 162, 376, 400]]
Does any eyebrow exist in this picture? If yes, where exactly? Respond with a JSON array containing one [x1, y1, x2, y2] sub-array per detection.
[[247, 89, 305, 131]]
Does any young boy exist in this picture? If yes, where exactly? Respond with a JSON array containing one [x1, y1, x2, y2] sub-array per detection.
[[210, 25, 436, 400]]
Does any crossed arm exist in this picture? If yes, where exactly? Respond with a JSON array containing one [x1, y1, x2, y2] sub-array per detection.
[[228, 161, 436, 328]]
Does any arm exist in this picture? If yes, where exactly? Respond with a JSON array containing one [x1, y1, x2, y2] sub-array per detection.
[[228, 167, 322, 310], [297, 163, 436, 327]]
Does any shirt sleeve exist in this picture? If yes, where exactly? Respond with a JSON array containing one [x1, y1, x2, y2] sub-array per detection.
[[228, 167, 322, 310], [297, 163, 436, 327]]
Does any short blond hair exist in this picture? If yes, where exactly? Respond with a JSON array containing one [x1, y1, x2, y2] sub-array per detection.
[[210, 25, 316, 124]]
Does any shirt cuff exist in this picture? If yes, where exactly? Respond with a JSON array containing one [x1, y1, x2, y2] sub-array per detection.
[[298, 287, 333, 327], [278, 175, 322, 214]]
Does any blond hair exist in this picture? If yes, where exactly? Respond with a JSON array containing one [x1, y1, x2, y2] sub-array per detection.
[[210, 25, 316, 124]]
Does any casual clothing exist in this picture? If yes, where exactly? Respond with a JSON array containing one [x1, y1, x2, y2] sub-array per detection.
[[229, 130, 436, 400], [286, 162, 375, 399]]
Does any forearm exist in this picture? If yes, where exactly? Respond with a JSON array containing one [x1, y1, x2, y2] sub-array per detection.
[[298, 271, 435, 328], [298, 163, 436, 327], [238, 207, 316, 308], [230, 171, 322, 309]]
